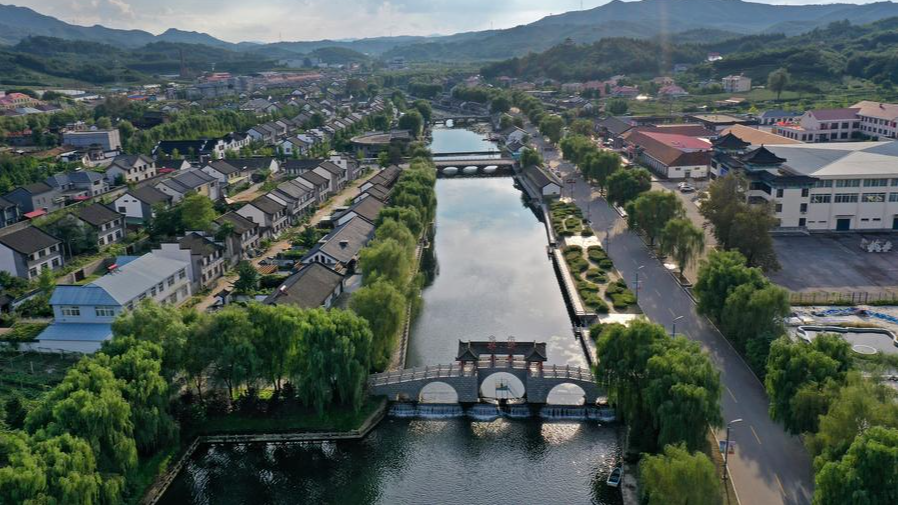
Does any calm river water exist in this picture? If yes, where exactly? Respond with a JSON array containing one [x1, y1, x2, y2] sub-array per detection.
[[159, 128, 621, 505]]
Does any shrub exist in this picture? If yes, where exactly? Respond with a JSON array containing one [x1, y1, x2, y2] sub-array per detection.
[[567, 256, 589, 272], [583, 294, 610, 313], [559, 229, 575, 237], [564, 216, 581, 229], [259, 274, 289, 289], [587, 248, 608, 262], [581, 228, 594, 236], [585, 269, 607, 284], [563, 245, 583, 255], [599, 258, 614, 270]]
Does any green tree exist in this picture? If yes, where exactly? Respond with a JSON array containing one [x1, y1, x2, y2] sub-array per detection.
[[568, 118, 594, 137], [412, 99, 432, 123], [767, 68, 791, 100], [583, 150, 620, 193], [490, 95, 511, 114], [109, 299, 188, 379], [4, 394, 27, 429], [359, 238, 412, 287], [607, 99, 628, 115], [288, 309, 373, 414], [814, 426, 897, 505], [245, 304, 304, 391], [374, 218, 416, 257], [519, 147, 543, 167], [179, 194, 217, 231], [398, 110, 424, 138], [728, 202, 780, 272], [694, 250, 765, 323], [377, 206, 423, 237], [606, 167, 651, 207], [639, 444, 722, 505], [0, 431, 47, 503], [234, 261, 259, 294], [645, 337, 723, 450], [24, 360, 137, 476], [538, 114, 565, 144], [699, 172, 747, 251], [95, 116, 112, 129], [806, 373, 897, 466], [34, 434, 104, 505], [102, 339, 176, 454], [660, 218, 705, 279], [720, 282, 790, 372], [499, 114, 513, 129], [626, 190, 685, 246], [350, 280, 406, 371], [765, 336, 844, 433], [209, 307, 260, 401]]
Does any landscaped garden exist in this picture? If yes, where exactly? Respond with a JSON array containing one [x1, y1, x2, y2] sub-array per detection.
[[562, 242, 638, 314], [550, 200, 593, 237]]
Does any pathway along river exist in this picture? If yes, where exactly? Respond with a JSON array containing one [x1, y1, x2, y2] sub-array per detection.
[[159, 127, 622, 505]]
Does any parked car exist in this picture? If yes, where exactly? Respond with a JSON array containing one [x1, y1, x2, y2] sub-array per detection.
[[678, 183, 696, 193]]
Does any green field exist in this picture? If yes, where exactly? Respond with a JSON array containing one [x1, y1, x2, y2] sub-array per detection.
[[0, 350, 81, 406]]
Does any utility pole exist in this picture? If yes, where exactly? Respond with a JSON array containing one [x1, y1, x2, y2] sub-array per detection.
[[723, 419, 743, 481], [634, 265, 644, 303]]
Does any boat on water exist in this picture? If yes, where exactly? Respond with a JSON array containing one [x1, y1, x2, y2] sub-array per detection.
[[606, 466, 622, 488]]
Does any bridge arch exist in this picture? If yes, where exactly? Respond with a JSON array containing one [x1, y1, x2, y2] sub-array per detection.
[[479, 372, 526, 400], [419, 381, 459, 403], [545, 383, 587, 406]]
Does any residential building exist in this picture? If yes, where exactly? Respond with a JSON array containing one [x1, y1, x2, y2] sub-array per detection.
[[228, 157, 280, 176], [154, 233, 226, 290], [774, 108, 861, 143], [74, 203, 125, 248], [851, 101, 897, 140], [313, 161, 345, 192], [237, 195, 289, 238], [0, 197, 19, 228], [37, 253, 192, 352], [62, 128, 122, 151], [282, 159, 324, 176], [334, 195, 384, 227], [359, 165, 401, 193], [721, 75, 751, 93], [214, 212, 260, 265], [268, 179, 315, 222], [301, 216, 375, 272], [687, 113, 755, 132], [152, 139, 223, 161], [720, 125, 801, 146], [45, 170, 109, 200], [106, 154, 157, 184], [201, 160, 249, 190], [353, 183, 391, 204], [711, 136, 897, 231], [296, 170, 331, 203], [113, 186, 172, 224], [0, 226, 64, 279], [757, 109, 801, 126], [3, 182, 63, 215], [265, 262, 345, 309], [156, 169, 219, 202], [621, 130, 711, 179], [520, 165, 563, 199]]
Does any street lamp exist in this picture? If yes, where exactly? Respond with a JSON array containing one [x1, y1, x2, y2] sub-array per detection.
[[671, 315, 684, 338], [634, 265, 644, 303], [723, 418, 743, 481]]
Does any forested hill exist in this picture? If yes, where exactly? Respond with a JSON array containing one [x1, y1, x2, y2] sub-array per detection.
[[480, 19, 898, 88]]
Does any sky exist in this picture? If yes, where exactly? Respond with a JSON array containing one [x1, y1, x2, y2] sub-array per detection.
[[9, 0, 891, 43]]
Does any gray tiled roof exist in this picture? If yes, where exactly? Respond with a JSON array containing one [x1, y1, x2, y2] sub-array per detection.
[[306, 216, 374, 265], [216, 212, 257, 235], [250, 195, 285, 216], [76, 203, 121, 227], [128, 186, 171, 206], [265, 262, 343, 308], [0, 226, 60, 254]]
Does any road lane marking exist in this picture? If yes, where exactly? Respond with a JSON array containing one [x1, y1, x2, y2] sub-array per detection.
[[668, 307, 677, 317], [774, 474, 786, 496], [725, 386, 738, 403], [653, 288, 661, 297], [750, 425, 762, 445]]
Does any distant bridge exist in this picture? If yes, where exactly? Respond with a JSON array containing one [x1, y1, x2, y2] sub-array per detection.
[[368, 340, 603, 404], [431, 115, 491, 125], [432, 156, 516, 177]]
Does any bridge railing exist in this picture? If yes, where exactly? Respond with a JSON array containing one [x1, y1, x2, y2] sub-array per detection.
[[369, 364, 468, 386], [540, 365, 595, 382]]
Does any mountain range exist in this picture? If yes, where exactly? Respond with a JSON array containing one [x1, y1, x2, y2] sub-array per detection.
[[0, 0, 896, 61]]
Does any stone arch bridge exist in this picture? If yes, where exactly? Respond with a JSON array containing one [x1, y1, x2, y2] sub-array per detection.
[[368, 340, 603, 404]]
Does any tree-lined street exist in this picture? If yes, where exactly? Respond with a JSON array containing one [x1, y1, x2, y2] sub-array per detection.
[[528, 124, 815, 505]]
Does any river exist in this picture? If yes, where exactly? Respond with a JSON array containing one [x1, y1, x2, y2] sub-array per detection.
[[159, 127, 621, 505]]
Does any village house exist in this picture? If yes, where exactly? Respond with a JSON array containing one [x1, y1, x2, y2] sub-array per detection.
[[851, 101, 897, 140], [154, 232, 226, 291], [0, 197, 20, 229], [301, 216, 374, 272], [105, 154, 157, 185], [37, 253, 192, 352], [45, 171, 109, 200], [334, 195, 384, 227], [214, 212, 260, 265], [774, 108, 861, 143], [113, 186, 172, 224], [156, 169, 220, 203], [237, 195, 290, 239], [721, 74, 751, 92], [621, 130, 711, 179], [3, 182, 63, 216], [73, 203, 126, 248], [264, 262, 345, 309], [0, 226, 64, 279], [201, 160, 250, 191]]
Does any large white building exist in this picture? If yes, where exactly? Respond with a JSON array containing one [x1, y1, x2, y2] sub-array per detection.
[[712, 135, 898, 232], [774, 108, 861, 143], [852, 101, 897, 141]]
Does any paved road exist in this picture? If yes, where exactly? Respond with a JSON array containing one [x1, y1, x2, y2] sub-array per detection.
[[528, 126, 814, 505]]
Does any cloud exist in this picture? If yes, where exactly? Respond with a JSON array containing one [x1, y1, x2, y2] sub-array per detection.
[[9, 0, 884, 43]]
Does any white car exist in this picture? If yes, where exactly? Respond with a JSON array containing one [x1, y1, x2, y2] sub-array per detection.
[[678, 184, 696, 193]]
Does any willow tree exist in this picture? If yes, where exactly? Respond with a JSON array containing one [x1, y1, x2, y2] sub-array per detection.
[[660, 218, 705, 279], [350, 280, 406, 371]]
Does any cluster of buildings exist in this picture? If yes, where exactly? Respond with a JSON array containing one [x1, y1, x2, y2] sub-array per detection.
[[26, 163, 401, 353], [0, 91, 63, 117], [591, 100, 897, 233]]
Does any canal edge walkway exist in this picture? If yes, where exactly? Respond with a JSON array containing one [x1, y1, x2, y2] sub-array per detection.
[[139, 399, 388, 505]]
